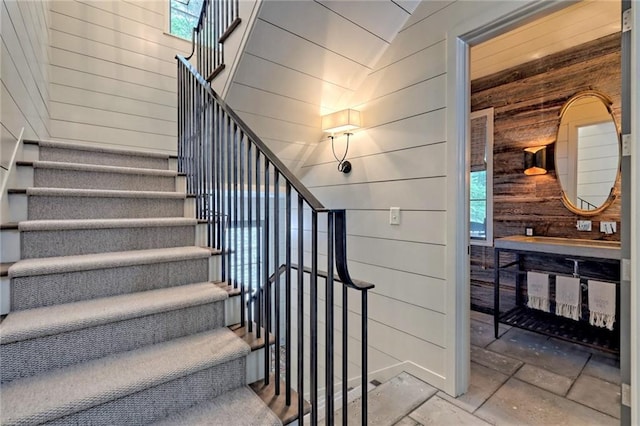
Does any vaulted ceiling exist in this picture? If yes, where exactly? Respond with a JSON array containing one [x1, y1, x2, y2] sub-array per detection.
[[223, 0, 621, 173], [224, 0, 420, 171]]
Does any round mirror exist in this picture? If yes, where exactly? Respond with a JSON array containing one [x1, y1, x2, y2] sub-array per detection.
[[555, 91, 620, 216]]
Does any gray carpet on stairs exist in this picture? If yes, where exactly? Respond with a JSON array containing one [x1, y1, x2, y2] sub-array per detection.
[[1, 140, 278, 424], [152, 386, 283, 426], [1, 329, 249, 425], [38, 140, 170, 170]]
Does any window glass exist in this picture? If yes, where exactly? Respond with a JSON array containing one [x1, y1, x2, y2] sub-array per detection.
[[169, 0, 204, 40], [470, 170, 487, 239], [469, 108, 494, 245]]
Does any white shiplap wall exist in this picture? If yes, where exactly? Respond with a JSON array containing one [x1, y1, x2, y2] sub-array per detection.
[[47, 0, 192, 154], [225, 0, 418, 174], [1, 0, 51, 167], [296, 0, 540, 395]]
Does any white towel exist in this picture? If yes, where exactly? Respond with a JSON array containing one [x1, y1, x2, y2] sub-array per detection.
[[527, 271, 549, 312], [588, 280, 616, 330], [555, 276, 581, 321]]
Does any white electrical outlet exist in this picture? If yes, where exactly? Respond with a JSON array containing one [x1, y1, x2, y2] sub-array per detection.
[[599, 221, 617, 234], [389, 207, 400, 225], [576, 220, 592, 231]]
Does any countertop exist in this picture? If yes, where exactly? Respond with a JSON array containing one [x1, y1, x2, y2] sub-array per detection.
[[494, 235, 621, 260]]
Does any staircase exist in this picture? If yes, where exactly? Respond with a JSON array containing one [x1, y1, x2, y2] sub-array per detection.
[[0, 140, 282, 425]]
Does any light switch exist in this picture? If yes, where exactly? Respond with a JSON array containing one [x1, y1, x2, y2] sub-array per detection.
[[389, 207, 400, 225]]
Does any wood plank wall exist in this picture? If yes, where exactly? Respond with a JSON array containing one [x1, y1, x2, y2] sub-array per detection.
[[470, 33, 622, 312]]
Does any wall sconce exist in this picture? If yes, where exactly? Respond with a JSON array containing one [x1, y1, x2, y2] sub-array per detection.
[[322, 109, 361, 174], [524, 145, 547, 175]]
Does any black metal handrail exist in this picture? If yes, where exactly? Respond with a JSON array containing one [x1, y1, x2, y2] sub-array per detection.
[[185, 0, 241, 82], [176, 53, 372, 425]]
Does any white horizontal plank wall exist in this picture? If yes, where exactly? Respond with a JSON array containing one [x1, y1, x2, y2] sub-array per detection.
[[1, 0, 50, 167], [48, 0, 192, 154], [225, 0, 415, 174], [297, 0, 537, 397]]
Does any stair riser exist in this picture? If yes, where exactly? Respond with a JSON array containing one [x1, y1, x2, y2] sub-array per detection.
[[28, 196, 185, 220], [46, 358, 246, 425], [33, 169, 176, 192], [1, 228, 19, 263], [39, 146, 169, 170], [1, 301, 225, 383], [1, 276, 9, 315], [11, 258, 209, 310], [21, 226, 195, 258]]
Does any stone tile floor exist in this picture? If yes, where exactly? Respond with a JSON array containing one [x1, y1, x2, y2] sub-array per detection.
[[390, 311, 621, 425]]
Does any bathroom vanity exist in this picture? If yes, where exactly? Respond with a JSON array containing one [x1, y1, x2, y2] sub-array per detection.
[[494, 235, 621, 353]]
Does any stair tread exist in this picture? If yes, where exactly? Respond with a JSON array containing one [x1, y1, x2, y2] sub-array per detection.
[[28, 160, 178, 176], [18, 217, 197, 232], [0, 328, 250, 425], [0, 282, 228, 344], [35, 140, 171, 159], [25, 187, 186, 198], [9, 246, 214, 278], [152, 386, 282, 426]]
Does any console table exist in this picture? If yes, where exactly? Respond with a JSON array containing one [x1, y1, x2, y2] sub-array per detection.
[[493, 236, 621, 353]]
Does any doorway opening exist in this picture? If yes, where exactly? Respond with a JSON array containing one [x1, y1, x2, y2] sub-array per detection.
[[462, 1, 624, 422]]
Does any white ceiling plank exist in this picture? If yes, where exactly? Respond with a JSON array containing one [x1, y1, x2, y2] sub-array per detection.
[[401, 0, 454, 31], [392, 0, 421, 15], [257, 0, 389, 68], [317, 0, 410, 42], [471, 0, 620, 79]]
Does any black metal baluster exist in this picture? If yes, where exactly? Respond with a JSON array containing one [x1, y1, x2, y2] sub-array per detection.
[[342, 284, 348, 426], [263, 160, 271, 384], [233, 123, 239, 290], [215, 103, 222, 252], [247, 140, 253, 331], [361, 290, 369, 426], [255, 151, 262, 338], [274, 171, 280, 394], [285, 182, 292, 406], [239, 132, 246, 326], [326, 211, 335, 424], [311, 210, 318, 425], [297, 194, 304, 422]]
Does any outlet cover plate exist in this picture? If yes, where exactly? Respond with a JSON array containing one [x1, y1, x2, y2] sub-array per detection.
[[576, 220, 592, 231]]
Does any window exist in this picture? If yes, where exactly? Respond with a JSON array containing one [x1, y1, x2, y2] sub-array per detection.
[[469, 108, 494, 245], [169, 0, 204, 40]]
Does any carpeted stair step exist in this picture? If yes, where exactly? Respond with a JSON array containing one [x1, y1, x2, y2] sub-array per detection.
[[19, 218, 197, 258], [28, 160, 177, 192], [9, 246, 213, 310], [36, 140, 171, 170], [25, 188, 186, 220], [152, 386, 282, 425], [0, 282, 228, 383], [0, 328, 250, 425]]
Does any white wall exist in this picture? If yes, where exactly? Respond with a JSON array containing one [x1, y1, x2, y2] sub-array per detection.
[[1, 0, 51, 168], [297, 0, 552, 396], [47, 0, 192, 154]]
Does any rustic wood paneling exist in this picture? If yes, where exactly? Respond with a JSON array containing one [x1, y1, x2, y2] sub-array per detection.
[[470, 33, 621, 312]]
